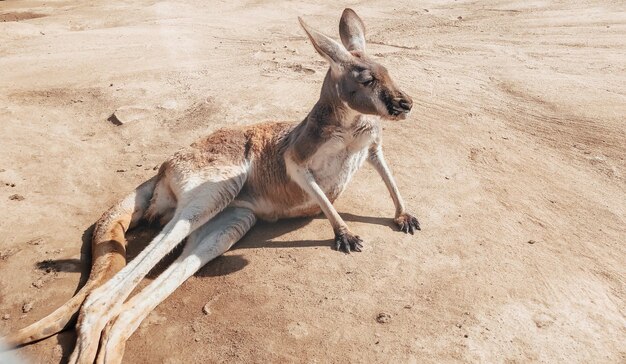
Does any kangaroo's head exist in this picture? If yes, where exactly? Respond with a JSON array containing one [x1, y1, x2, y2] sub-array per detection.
[[299, 8, 413, 120]]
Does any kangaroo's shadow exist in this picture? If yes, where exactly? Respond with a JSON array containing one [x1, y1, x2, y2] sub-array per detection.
[[39, 212, 395, 278], [196, 212, 395, 276]]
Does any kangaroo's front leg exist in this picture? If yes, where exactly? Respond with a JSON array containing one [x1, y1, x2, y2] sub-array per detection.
[[368, 143, 420, 234], [285, 152, 363, 253]]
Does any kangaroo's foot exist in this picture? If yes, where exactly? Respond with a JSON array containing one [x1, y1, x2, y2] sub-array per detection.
[[334, 230, 363, 253], [395, 213, 420, 234]]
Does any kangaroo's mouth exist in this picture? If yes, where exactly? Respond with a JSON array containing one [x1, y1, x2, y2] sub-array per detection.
[[383, 110, 410, 121]]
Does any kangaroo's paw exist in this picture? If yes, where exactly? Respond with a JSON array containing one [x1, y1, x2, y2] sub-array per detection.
[[395, 213, 420, 234], [334, 230, 363, 253]]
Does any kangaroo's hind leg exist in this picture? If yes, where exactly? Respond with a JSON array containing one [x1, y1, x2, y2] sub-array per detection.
[[69, 163, 249, 364], [95, 206, 256, 364]]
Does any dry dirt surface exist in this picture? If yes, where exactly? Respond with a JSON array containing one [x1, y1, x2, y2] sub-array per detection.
[[1, 1, 625, 363]]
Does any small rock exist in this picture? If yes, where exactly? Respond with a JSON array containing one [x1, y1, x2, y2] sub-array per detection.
[[194, 337, 201, 342], [108, 106, 151, 126], [457, 16, 463, 20], [22, 302, 33, 313], [202, 303, 211, 315], [456, 323, 462, 328], [376, 312, 392, 324], [32, 279, 45, 288], [527, 240, 537, 245], [2, 314, 10, 320], [9, 194, 25, 201], [464, 334, 469, 338]]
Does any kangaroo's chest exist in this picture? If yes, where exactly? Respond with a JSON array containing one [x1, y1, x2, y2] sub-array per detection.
[[309, 116, 380, 200]]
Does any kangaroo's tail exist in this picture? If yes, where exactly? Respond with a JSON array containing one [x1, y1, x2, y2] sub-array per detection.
[[3, 176, 158, 347]]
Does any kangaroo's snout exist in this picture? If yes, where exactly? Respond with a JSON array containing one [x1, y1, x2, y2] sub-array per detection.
[[397, 96, 413, 112], [390, 93, 413, 118]]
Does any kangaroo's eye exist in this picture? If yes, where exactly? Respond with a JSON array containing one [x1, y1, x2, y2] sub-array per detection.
[[361, 78, 375, 87], [354, 69, 374, 86]]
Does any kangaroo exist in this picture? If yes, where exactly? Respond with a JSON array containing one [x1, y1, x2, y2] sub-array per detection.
[[3, 8, 420, 363]]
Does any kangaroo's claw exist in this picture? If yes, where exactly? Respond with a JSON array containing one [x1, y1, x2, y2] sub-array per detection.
[[395, 213, 420, 234], [334, 231, 364, 253]]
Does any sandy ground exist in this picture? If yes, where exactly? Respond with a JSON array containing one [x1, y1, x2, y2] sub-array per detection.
[[0, 0, 625, 363]]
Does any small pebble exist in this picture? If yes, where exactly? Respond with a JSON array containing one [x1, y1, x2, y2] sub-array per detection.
[[2, 314, 10, 320], [376, 312, 392, 324], [202, 303, 211, 315], [9, 194, 25, 201], [22, 302, 33, 313], [527, 240, 537, 245]]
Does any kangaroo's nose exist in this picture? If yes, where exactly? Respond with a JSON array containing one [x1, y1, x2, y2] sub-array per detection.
[[399, 98, 412, 111], [393, 94, 413, 113]]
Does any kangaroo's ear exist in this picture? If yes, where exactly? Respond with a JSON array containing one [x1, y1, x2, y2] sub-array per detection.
[[299, 17, 352, 66], [339, 8, 366, 53]]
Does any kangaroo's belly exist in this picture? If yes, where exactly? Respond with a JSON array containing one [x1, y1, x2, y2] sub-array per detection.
[[240, 147, 368, 221]]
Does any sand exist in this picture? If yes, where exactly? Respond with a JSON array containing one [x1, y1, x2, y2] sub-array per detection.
[[0, 0, 624, 363]]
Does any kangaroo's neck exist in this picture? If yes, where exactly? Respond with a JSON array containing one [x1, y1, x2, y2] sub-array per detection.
[[306, 69, 359, 128], [287, 70, 368, 162]]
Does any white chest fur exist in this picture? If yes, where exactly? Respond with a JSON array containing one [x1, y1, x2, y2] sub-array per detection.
[[309, 115, 381, 200]]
